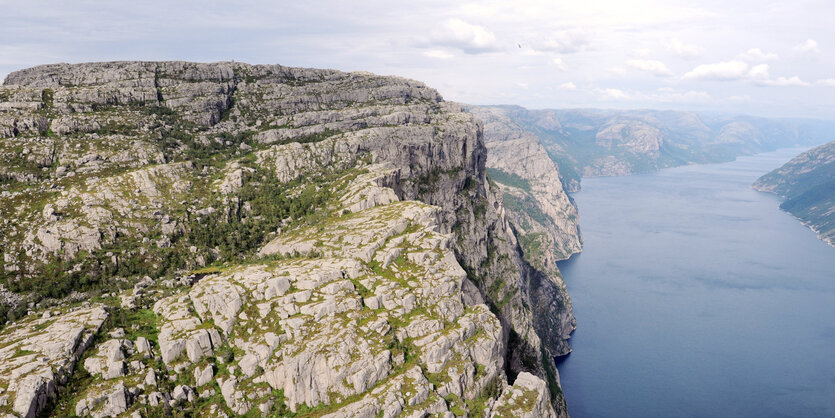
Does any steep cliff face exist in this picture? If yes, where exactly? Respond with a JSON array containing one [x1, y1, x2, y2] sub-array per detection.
[[475, 105, 835, 188], [465, 106, 580, 360], [754, 141, 835, 247], [0, 62, 570, 417]]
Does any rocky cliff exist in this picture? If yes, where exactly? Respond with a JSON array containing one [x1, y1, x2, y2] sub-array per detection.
[[0, 62, 572, 417], [754, 141, 835, 247], [475, 105, 835, 189], [465, 106, 580, 357]]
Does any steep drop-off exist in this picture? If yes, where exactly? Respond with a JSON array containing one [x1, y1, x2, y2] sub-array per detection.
[[465, 106, 581, 357], [754, 141, 835, 247], [0, 62, 572, 417]]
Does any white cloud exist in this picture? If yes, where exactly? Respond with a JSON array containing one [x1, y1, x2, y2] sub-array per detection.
[[756, 76, 809, 87], [667, 38, 704, 59], [683, 60, 749, 80], [528, 29, 590, 54], [423, 49, 454, 59], [747, 64, 769, 79], [739, 48, 778, 61], [817, 78, 835, 87], [608, 67, 626, 75], [431, 18, 497, 53], [683, 60, 808, 87], [794, 39, 820, 54], [559, 82, 577, 90], [601, 88, 629, 99], [550, 57, 567, 71], [626, 59, 674, 76]]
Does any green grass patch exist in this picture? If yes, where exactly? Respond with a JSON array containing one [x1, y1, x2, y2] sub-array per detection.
[[501, 192, 549, 226], [487, 168, 531, 192]]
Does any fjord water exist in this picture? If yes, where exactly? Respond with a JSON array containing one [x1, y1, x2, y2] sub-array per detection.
[[556, 148, 835, 418]]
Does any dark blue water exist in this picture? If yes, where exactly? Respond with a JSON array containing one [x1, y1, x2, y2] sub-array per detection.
[[556, 148, 835, 418]]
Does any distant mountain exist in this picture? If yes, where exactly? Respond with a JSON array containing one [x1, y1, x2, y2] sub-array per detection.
[[475, 105, 835, 190], [754, 141, 835, 247]]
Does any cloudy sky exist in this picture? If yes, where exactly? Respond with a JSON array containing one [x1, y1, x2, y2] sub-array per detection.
[[2, 0, 833, 119]]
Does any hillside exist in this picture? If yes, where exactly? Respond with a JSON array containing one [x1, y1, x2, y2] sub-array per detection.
[[754, 141, 835, 247], [474, 105, 835, 190], [0, 62, 574, 417]]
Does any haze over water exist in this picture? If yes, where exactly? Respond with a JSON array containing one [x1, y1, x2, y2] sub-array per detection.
[[556, 148, 835, 418]]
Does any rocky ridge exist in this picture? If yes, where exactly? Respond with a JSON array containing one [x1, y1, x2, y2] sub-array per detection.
[[0, 62, 572, 416]]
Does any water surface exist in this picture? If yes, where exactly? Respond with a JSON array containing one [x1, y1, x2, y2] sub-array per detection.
[[556, 148, 835, 418]]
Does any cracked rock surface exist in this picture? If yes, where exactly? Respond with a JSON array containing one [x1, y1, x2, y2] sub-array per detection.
[[0, 62, 572, 417]]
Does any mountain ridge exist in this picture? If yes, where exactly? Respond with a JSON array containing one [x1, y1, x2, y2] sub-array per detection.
[[0, 61, 575, 417], [474, 105, 835, 190]]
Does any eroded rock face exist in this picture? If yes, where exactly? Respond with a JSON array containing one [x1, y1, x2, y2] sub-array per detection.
[[491, 372, 558, 418], [75, 382, 132, 418], [83, 339, 128, 380], [30, 167, 519, 416], [0, 306, 108, 417], [595, 120, 663, 156], [0, 62, 572, 416], [153, 294, 223, 365], [138, 170, 507, 415]]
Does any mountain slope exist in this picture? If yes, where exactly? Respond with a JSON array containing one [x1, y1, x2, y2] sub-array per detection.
[[754, 141, 835, 246], [0, 62, 572, 417]]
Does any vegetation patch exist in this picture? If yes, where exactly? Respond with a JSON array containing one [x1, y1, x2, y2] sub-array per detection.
[[487, 168, 531, 192], [502, 192, 549, 226], [518, 232, 547, 270]]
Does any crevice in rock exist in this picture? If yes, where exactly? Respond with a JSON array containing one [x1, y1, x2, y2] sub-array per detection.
[[153, 66, 163, 105]]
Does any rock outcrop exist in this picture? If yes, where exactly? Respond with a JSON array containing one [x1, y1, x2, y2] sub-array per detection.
[[0, 305, 107, 417], [491, 372, 558, 418], [0, 62, 574, 416]]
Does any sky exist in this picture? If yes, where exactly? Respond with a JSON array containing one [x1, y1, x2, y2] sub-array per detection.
[[1, 0, 834, 119]]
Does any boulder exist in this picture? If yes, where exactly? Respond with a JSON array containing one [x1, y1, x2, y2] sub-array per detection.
[[194, 364, 214, 386]]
